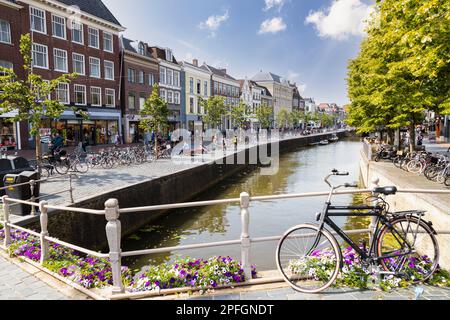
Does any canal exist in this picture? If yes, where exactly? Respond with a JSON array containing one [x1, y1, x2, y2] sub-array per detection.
[[122, 138, 369, 272]]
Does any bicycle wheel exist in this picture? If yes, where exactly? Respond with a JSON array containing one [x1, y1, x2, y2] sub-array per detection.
[[444, 174, 450, 187], [377, 216, 439, 283], [55, 159, 70, 175], [75, 160, 89, 174], [276, 224, 341, 293], [407, 160, 423, 174]]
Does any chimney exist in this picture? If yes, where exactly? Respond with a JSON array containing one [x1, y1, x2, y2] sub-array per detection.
[[193, 59, 198, 67]]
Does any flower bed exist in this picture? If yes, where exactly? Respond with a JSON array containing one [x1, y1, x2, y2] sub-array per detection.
[[0, 228, 257, 293], [288, 246, 450, 291], [1, 227, 449, 294]]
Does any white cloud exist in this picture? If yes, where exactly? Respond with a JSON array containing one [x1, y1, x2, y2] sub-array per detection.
[[258, 17, 287, 34], [297, 84, 307, 94], [264, 0, 285, 11], [199, 10, 230, 38], [305, 0, 374, 41], [287, 70, 300, 82]]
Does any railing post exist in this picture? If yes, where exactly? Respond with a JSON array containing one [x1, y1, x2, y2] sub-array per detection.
[[39, 201, 49, 265], [30, 180, 36, 216], [369, 176, 380, 245], [1, 196, 11, 247], [240, 192, 252, 281], [105, 198, 124, 294], [69, 174, 74, 204]]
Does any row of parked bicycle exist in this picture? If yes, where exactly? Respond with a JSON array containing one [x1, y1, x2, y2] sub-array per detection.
[[374, 144, 450, 186], [35, 142, 175, 177]]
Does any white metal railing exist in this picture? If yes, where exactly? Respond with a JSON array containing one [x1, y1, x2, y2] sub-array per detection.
[[1, 178, 450, 297]]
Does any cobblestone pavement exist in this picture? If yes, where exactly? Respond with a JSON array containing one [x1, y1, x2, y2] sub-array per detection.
[[0, 255, 68, 300], [185, 285, 450, 301]]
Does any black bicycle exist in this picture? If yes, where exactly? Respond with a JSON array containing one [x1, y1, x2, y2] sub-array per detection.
[[276, 169, 440, 293]]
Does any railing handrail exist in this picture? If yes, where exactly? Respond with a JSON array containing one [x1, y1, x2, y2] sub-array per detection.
[[2, 177, 450, 297]]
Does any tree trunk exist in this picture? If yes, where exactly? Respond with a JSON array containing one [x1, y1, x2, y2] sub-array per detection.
[[409, 124, 416, 154]]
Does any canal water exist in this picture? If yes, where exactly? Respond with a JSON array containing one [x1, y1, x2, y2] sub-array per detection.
[[122, 138, 369, 272]]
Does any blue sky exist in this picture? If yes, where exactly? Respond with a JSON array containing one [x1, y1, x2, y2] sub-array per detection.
[[103, 0, 374, 106]]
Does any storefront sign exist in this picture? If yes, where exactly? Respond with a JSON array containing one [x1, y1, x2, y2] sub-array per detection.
[[39, 128, 52, 137]]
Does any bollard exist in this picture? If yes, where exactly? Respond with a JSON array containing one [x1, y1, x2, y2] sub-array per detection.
[[30, 180, 36, 216], [39, 201, 49, 265], [1, 196, 11, 247], [240, 192, 252, 281], [105, 199, 124, 294], [369, 176, 381, 246]]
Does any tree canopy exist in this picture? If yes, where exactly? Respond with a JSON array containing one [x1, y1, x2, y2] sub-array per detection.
[[346, 0, 450, 149], [201, 96, 227, 129]]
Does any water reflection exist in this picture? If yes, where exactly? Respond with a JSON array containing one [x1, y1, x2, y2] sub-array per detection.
[[122, 139, 365, 271]]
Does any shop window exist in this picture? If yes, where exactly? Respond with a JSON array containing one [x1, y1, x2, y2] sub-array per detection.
[[0, 120, 17, 150]]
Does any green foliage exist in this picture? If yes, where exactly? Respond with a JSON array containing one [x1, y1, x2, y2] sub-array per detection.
[[201, 96, 227, 128], [346, 0, 450, 136], [0, 34, 78, 137], [139, 84, 169, 134], [289, 110, 304, 128], [230, 102, 248, 129], [276, 107, 291, 129], [254, 103, 273, 129]]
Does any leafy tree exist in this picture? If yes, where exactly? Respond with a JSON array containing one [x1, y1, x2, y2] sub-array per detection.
[[347, 0, 450, 152], [230, 102, 248, 129], [0, 34, 78, 162], [276, 108, 291, 129], [201, 96, 227, 129], [139, 84, 169, 152], [255, 103, 273, 129], [289, 110, 304, 128]]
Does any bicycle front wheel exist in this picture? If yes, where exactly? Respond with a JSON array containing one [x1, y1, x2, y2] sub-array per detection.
[[276, 224, 341, 294], [377, 217, 439, 283], [75, 160, 89, 174]]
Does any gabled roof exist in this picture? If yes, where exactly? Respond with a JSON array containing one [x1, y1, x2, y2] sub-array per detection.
[[55, 0, 122, 26], [181, 61, 210, 73], [204, 64, 237, 81], [149, 46, 179, 64], [251, 71, 286, 84], [122, 37, 138, 53]]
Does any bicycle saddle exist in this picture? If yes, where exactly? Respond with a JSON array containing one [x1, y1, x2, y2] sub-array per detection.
[[373, 186, 397, 196]]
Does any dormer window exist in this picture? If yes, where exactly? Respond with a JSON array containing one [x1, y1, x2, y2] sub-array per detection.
[[138, 42, 145, 55], [166, 49, 173, 62]]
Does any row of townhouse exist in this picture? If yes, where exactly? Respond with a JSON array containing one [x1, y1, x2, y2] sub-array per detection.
[[0, 0, 311, 149]]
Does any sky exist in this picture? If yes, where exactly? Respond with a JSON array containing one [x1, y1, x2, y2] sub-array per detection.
[[102, 0, 375, 106]]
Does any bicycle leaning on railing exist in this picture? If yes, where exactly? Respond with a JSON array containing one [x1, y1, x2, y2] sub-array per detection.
[[276, 169, 440, 294]]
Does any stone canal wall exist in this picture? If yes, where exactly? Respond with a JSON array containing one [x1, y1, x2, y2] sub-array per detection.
[[360, 151, 450, 269], [29, 131, 351, 250]]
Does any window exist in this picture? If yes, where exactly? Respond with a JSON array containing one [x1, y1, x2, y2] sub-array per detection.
[[167, 91, 173, 104], [128, 92, 136, 110], [138, 42, 145, 55], [104, 61, 114, 80], [88, 27, 99, 48], [204, 81, 208, 97], [0, 20, 11, 44], [128, 68, 135, 83], [52, 15, 66, 39], [214, 82, 218, 94], [139, 71, 145, 84], [103, 32, 113, 52], [160, 89, 166, 102], [189, 97, 194, 113], [32, 44, 48, 69], [30, 7, 46, 34], [197, 80, 201, 95], [74, 84, 86, 105], [148, 74, 155, 86], [56, 83, 69, 104], [105, 89, 115, 107], [166, 49, 172, 62], [0, 60, 13, 77], [53, 49, 68, 72], [71, 21, 83, 44], [173, 71, 179, 87], [90, 87, 101, 106], [189, 77, 194, 94], [167, 69, 173, 86], [72, 53, 85, 75], [159, 67, 166, 85], [174, 92, 180, 105], [139, 93, 146, 110], [89, 57, 100, 78]]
